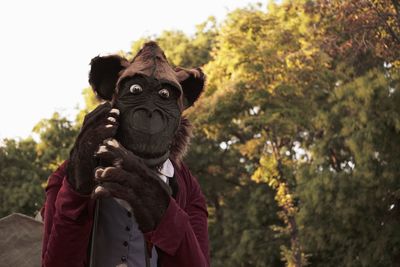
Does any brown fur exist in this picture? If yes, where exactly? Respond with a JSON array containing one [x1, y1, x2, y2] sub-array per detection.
[[117, 42, 182, 96], [69, 42, 205, 232], [170, 116, 192, 166], [89, 41, 204, 170]]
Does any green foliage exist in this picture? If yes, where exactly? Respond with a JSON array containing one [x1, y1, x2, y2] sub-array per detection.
[[0, 112, 78, 217], [296, 69, 400, 266], [130, 16, 217, 68], [0, 138, 47, 217], [188, 1, 400, 266], [33, 112, 78, 172]]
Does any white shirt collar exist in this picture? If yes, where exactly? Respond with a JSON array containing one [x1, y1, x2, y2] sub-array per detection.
[[158, 158, 174, 178]]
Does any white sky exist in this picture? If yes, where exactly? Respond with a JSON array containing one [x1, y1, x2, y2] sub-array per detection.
[[0, 0, 261, 140]]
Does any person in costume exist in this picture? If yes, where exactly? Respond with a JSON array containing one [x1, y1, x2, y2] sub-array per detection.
[[41, 42, 209, 267]]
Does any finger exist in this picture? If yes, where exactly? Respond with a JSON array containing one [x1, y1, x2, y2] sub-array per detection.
[[78, 122, 119, 158], [78, 106, 115, 141], [103, 139, 129, 158], [100, 139, 130, 166], [94, 166, 116, 179], [94, 145, 119, 165], [94, 166, 130, 184], [82, 108, 120, 140], [94, 166, 106, 178], [100, 110, 120, 129], [91, 185, 111, 199], [107, 108, 120, 121], [95, 143, 124, 167], [103, 138, 121, 148], [88, 122, 119, 145], [97, 109, 119, 128], [96, 166, 145, 191], [94, 181, 135, 201], [82, 102, 112, 127], [101, 140, 149, 173], [103, 120, 119, 133]]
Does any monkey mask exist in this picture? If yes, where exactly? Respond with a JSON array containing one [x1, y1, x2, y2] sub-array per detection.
[[88, 42, 205, 167]]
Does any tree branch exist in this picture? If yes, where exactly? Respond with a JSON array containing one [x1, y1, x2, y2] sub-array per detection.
[[391, 0, 400, 21], [368, 0, 400, 44]]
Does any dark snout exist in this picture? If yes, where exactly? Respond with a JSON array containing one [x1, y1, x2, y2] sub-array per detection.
[[131, 108, 166, 134]]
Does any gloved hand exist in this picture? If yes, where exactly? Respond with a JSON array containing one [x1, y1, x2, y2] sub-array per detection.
[[93, 138, 172, 232], [67, 102, 119, 194]]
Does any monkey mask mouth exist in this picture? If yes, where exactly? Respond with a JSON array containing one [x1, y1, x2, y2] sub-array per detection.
[[114, 75, 181, 167], [88, 41, 206, 167]]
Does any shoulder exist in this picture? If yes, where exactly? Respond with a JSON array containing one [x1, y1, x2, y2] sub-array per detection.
[[172, 160, 196, 187], [46, 160, 69, 192], [172, 160, 206, 203]]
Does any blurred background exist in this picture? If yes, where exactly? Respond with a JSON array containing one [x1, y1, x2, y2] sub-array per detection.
[[1, 0, 400, 266]]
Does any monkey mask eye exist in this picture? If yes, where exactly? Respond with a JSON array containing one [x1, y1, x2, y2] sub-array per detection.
[[129, 84, 143, 94], [159, 88, 170, 99]]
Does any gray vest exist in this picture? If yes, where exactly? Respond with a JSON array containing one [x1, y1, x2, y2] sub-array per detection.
[[92, 198, 158, 267]]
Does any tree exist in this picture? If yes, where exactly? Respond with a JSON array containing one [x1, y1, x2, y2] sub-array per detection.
[[191, 2, 332, 265], [0, 112, 78, 217], [33, 112, 78, 173], [0, 138, 46, 217], [294, 67, 400, 266], [292, 1, 400, 265], [2, 1, 400, 265], [312, 0, 400, 72]]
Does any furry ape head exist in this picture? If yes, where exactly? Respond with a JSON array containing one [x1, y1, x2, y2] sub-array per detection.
[[88, 42, 205, 166], [89, 41, 205, 110]]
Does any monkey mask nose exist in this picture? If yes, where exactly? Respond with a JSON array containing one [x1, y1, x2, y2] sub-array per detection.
[[131, 108, 165, 134]]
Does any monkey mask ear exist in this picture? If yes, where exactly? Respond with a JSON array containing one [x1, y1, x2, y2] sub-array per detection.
[[89, 55, 129, 101], [175, 67, 206, 110]]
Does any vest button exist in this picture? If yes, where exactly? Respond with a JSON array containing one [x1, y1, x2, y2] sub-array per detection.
[[123, 241, 128, 247], [121, 256, 127, 262], [125, 226, 131, 231], [127, 211, 132, 217]]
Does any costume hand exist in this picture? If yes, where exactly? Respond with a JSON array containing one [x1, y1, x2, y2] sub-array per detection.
[[67, 102, 119, 194], [93, 139, 171, 232]]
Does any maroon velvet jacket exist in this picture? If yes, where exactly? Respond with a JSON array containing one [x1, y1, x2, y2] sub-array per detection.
[[41, 160, 209, 267]]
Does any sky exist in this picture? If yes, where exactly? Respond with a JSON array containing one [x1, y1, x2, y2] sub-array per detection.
[[0, 0, 262, 140]]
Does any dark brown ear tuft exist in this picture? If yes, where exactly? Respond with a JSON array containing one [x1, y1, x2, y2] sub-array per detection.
[[89, 55, 128, 101], [175, 67, 206, 109]]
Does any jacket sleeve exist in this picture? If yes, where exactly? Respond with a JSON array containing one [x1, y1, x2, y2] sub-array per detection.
[[42, 161, 95, 267], [144, 165, 210, 267]]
